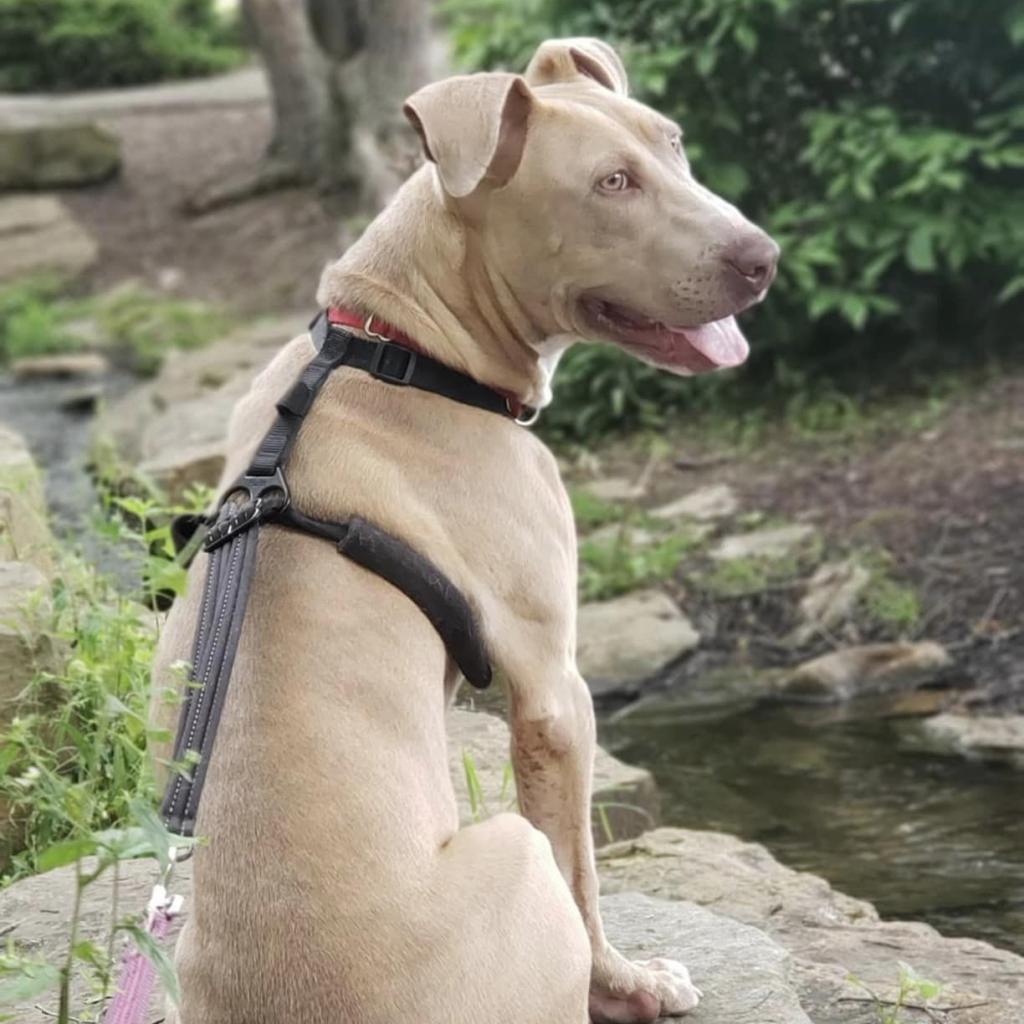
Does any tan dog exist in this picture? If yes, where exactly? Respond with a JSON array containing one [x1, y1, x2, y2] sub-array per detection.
[[150, 38, 777, 1024]]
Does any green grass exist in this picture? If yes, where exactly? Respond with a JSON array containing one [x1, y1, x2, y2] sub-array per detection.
[[569, 487, 626, 531], [579, 527, 700, 602], [863, 575, 921, 632], [0, 280, 228, 375]]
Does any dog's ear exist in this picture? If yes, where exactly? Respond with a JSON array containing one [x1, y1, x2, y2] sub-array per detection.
[[403, 73, 533, 199], [525, 38, 629, 96]]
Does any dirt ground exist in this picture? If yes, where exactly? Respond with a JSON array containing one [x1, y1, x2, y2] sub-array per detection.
[[592, 373, 1024, 707], [54, 90, 1024, 707], [60, 100, 353, 311]]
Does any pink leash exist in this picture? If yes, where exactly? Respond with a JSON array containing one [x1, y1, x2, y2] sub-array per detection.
[[103, 883, 183, 1024]]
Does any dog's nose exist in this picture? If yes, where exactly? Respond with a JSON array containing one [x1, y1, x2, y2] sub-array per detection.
[[721, 231, 780, 295]]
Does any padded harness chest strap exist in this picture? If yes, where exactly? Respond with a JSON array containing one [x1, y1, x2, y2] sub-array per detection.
[[160, 313, 499, 838]]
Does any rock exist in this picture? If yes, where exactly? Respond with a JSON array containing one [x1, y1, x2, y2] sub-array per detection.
[[448, 708, 659, 844], [710, 523, 816, 562], [95, 315, 300, 481], [578, 589, 700, 696], [918, 713, 1024, 769], [0, 426, 53, 574], [11, 352, 109, 380], [585, 523, 659, 548], [780, 641, 952, 701], [600, 828, 1024, 1024], [585, 477, 645, 502], [0, 560, 52, 725], [138, 441, 226, 505], [6, 826, 1022, 1023], [794, 558, 870, 643], [0, 195, 97, 283], [651, 483, 739, 522], [0, 122, 119, 190], [603, 893, 812, 1023]]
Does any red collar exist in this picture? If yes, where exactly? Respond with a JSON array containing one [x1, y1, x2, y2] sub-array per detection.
[[326, 306, 535, 423]]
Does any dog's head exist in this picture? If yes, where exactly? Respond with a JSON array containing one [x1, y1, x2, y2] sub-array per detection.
[[403, 38, 778, 375]]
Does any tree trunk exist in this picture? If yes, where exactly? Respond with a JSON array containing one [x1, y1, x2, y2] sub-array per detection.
[[194, 0, 437, 212]]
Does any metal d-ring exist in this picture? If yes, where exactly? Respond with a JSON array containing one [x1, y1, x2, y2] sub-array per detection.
[[363, 315, 393, 342], [508, 399, 541, 427]]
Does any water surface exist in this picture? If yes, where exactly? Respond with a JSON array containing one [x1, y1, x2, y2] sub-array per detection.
[[600, 694, 1024, 955]]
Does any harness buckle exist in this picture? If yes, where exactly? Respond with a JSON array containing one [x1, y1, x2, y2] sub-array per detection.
[[204, 469, 291, 552], [369, 341, 417, 385]]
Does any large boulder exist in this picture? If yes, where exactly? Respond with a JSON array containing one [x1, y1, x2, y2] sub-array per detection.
[[780, 641, 952, 701], [0, 123, 120, 190], [0, 560, 52, 725], [0, 195, 97, 283], [577, 589, 700, 698], [5, 824, 1022, 1023], [95, 316, 301, 500], [0, 426, 53, 574], [600, 828, 1024, 1024], [918, 713, 1024, 769]]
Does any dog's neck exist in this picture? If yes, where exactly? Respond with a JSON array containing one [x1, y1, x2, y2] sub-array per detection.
[[317, 168, 570, 410]]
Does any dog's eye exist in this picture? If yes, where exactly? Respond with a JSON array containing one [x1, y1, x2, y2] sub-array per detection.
[[598, 170, 632, 193], [670, 134, 683, 153]]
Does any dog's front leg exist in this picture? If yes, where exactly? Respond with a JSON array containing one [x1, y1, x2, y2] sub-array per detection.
[[506, 660, 701, 1022]]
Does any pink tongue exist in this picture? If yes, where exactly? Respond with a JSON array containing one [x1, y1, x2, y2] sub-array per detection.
[[680, 316, 750, 368]]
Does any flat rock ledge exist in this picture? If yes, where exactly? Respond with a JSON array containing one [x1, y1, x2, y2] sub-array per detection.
[[600, 829, 1024, 1024], [4, 824, 1021, 1023]]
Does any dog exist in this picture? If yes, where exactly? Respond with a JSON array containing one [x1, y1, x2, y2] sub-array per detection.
[[150, 37, 778, 1024]]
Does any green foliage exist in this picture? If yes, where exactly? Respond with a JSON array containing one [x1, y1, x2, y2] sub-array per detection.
[[446, 0, 1024, 443], [91, 285, 229, 376], [0, 488, 205, 880], [0, 282, 228, 373], [849, 962, 944, 1024], [0, 486, 206, 1021], [0, 0, 242, 92], [568, 486, 624, 530], [578, 526, 697, 601], [864, 576, 921, 632]]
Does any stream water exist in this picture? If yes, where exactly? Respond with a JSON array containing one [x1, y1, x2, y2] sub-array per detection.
[[5, 371, 1023, 957], [600, 692, 1024, 956]]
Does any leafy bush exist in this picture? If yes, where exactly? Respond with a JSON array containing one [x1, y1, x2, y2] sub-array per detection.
[[446, 0, 1024, 442], [0, 0, 242, 92]]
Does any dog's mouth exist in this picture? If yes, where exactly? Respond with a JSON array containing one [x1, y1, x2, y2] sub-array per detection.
[[579, 298, 752, 375]]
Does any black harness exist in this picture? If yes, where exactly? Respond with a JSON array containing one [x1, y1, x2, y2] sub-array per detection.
[[160, 311, 522, 838]]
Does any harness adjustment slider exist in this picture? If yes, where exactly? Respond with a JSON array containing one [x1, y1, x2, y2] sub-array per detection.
[[369, 341, 417, 385]]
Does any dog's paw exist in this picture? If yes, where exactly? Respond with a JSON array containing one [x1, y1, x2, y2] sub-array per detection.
[[589, 951, 702, 1022]]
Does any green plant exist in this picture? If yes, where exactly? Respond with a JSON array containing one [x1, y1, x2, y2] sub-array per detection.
[[0, 282, 229, 372], [460, 750, 515, 822], [848, 962, 945, 1024], [0, 804, 192, 1023], [578, 527, 697, 601], [446, 0, 1024, 443], [0, 0, 243, 92], [0, 482, 210, 1021], [1, 486, 206, 880], [863, 575, 921, 632], [92, 286, 229, 376], [569, 486, 626, 531]]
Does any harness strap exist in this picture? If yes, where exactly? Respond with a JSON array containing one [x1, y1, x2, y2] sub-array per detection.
[[160, 312, 500, 839], [162, 498, 272, 837]]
